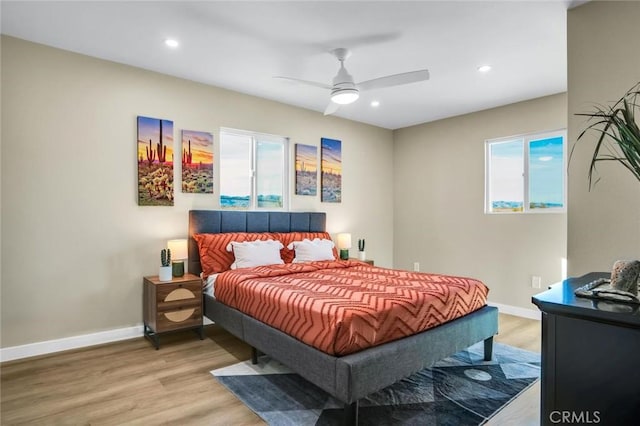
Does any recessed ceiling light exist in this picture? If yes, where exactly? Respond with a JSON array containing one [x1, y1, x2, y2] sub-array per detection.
[[477, 65, 492, 73], [371, 100, 380, 107], [164, 39, 179, 48]]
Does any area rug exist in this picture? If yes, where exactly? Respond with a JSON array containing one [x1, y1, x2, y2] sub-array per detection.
[[211, 342, 540, 425]]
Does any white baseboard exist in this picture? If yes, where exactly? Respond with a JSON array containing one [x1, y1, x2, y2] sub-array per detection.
[[0, 325, 144, 363], [488, 301, 541, 320], [1, 305, 534, 363], [2, 317, 216, 362]]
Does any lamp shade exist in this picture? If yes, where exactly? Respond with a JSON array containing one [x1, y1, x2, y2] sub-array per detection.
[[337, 233, 352, 249], [167, 239, 188, 260]]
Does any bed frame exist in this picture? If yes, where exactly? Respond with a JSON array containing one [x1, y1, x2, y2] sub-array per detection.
[[189, 210, 499, 424]]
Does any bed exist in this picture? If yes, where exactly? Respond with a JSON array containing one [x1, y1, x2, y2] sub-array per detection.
[[189, 210, 498, 424]]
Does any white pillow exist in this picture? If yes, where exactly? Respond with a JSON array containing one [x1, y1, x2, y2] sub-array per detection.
[[287, 238, 336, 263], [226, 240, 284, 269]]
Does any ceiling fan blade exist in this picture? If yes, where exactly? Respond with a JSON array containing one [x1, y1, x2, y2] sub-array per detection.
[[357, 69, 430, 91], [324, 101, 340, 116], [273, 76, 332, 90]]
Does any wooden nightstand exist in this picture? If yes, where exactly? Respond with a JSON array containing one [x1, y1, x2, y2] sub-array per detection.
[[350, 258, 374, 266], [143, 273, 204, 349]]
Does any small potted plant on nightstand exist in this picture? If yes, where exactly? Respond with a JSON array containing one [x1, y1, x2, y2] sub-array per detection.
[[159, 248, 172, 282], [358, 239, 366, 261]]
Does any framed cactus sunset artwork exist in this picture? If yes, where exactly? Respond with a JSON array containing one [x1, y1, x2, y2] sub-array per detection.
[[321, 137, 342, 203], [181, 130, 214, 193], [295, 143, 317, 196], [137, 116, 174, 206]]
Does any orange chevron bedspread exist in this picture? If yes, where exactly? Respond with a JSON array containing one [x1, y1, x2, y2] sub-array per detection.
[[214, 260, 489, 355]]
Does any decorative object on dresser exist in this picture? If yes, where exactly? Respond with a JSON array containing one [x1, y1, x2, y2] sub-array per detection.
[[143, 273, 204, 349], [610, 259, 640, 293], [159, 248, 172, 282], [137, 116, 174, 206], [167, 239, 188, 277], [357, 238, 366, 261], [574, 260, 640, 304], [337, 233, 351, 260]]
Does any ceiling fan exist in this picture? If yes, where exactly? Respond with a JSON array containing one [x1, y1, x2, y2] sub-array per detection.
[[275, 48, 430, 115]]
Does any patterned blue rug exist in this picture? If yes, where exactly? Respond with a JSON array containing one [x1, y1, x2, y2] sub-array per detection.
[[211, 342, 540, 425]]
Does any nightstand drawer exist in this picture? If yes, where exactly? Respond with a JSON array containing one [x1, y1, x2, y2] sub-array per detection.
[[157, 297, 200, 312], [155, 306, 202, 332], [155, 281, 201, 302]]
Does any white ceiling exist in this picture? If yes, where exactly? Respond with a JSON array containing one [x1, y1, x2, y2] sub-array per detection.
[[1, 1, 577, 130]]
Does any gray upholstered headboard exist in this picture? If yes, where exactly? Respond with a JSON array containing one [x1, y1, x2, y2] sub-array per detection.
[[188, 210, 327, 276]]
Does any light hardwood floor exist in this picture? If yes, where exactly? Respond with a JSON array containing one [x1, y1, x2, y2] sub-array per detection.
[[487, 314, 541, 426], [1, 313, 541, 425]]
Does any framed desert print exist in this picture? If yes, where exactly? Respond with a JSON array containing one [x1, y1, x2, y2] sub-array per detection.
[[137, 116, 174, 206], [181, 130, 214, 193], [295, 143, 317, 196], [321, 137, 342, 203]]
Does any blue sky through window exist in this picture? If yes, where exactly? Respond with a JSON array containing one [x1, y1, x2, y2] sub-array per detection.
[[529, 136, 564, 207]]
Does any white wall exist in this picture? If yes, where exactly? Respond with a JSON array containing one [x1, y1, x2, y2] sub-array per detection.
[[393, 93, 568, 311], [567, 1, 640, 275], [0, 36, 394, 347]]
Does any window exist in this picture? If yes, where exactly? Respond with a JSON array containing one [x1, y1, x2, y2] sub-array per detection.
[[220, 128, 288, 210], [485, 130, 566, 213]]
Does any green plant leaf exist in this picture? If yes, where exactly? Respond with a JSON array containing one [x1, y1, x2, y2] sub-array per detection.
[[574, 82, 640, 190]]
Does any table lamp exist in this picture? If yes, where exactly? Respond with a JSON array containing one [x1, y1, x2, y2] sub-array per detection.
[[337, 233, 352, 260], [167, 239, 188, 277]]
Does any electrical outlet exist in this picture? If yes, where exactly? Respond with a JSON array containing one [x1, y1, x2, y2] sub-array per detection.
[[531, 276, 542, 289], [413, 262, 420, 272]]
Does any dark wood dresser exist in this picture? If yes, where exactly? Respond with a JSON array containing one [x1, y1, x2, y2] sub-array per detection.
[[532, 273, 640, 425]]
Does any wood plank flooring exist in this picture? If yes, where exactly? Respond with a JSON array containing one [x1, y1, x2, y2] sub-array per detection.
[[487, 314, 541, 426], [1, 313, 541, 425]]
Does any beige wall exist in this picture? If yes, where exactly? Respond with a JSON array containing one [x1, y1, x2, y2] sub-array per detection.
[[0, 36, 394, 347], [567, 1, 640, 275], [393, 93, 568, 311]]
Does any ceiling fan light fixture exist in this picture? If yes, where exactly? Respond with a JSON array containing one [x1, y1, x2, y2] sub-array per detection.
[[164, 38, 179, 48], [331, 88, 359, 105]]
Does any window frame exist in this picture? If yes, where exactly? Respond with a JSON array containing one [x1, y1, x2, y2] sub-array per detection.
[[485, 129, 567, 214], [219, 127, 289, 211]]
